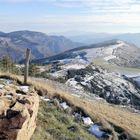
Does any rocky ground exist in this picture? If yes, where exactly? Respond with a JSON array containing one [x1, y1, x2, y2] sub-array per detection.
[[0, 71, 140, 140], [67, 65, 140, 110], [45, 63, 140, 112], [0, 76, 132, 140], [27, 73, 140, 140], [0, 77, 39, 140]]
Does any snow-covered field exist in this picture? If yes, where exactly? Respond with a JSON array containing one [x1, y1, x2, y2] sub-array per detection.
[[104, 55, 116, 61], [61, 63, 86, 70], [124, 74, 140, 78], [50, 63, 87, 78], [71, 40, 126, 62]]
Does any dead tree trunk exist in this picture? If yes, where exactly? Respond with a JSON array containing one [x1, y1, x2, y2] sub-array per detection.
[[24, 48, 31, 84]]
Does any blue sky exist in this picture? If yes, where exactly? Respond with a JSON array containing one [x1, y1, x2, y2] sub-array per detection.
[[0, 0, 140, 34]]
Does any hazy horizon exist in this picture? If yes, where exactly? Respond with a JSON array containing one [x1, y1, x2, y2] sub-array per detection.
[[0, 0, 140, 34], [1, 30, 140, 37]]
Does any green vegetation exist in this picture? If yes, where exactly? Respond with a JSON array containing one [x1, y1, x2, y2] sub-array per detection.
[[31, 100, 97, 140], [29, 64, 40, 76], [0, 56, 20, 74], [0, 56, 41, 76]]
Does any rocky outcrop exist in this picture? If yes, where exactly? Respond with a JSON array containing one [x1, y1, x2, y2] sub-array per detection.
[[66, 65, 140, 110], [0, 78, 39, 140]]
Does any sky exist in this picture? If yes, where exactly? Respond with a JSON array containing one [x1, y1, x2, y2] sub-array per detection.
[[0, 0, 140, 34]]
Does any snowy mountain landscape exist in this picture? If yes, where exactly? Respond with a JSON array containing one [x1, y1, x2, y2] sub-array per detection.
[[0, 30, 140, 139], [1, 0, 140, 139], [33, 39, 140, 111], [35, 40, 140, 68]]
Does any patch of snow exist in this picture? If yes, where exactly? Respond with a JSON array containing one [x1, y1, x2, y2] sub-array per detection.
[[102, 79, 112, 86], [66, 79, 77, 86], [75, 55, 81, 59], [104, 55, 116, 61], [5, 95, 12, 98], [66, 79, 83, 90], [94, 96, 106, 101], [50, 70, 66, 78], [60, 102, 69, 110], [62, 63, 86, 70], [16, 93, 23, 96], [0, 79, 12, 85], [73, 42, 124, 62], [116, 40, 128, 47], [19, 86, 29, 93], [88, 124, 106, 138], [71, 94, 81, 98], [0, 84, 4, 89], [59, 59, 73, 64], [106, 92, 110, 97], [116, 40, 124, 44], [60, 58, 87, 65], [83, 48, 102, 61], [124, 74, 140, 78], [84, 75, 94, 82], [16, 64, 24, 69], [6, 80, 12, 85], [82, 117, 93, 125], [41, 97, 51, 102], [113, 77, 127, 86], [81, 82, 87, 86]]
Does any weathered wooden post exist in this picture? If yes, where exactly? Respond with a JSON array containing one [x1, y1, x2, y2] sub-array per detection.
[[24, 48, 31, 84]]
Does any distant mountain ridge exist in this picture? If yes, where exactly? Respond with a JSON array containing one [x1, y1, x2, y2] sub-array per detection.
[[0, 30, 82, 62], [69, 32, 140, 47], [34, 40, 140, 68]]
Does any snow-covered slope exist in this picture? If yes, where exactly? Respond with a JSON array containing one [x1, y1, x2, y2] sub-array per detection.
[[35, 40, 140, 68], [65, 65, 140, 109], [45, 63, 140, 110]]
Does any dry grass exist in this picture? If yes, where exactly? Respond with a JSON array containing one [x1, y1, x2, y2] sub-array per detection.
[[1, 72, 140, 139]]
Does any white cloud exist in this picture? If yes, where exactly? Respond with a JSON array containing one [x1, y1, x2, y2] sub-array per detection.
[[0, 14, 140, 33], [1, 0, 140, 33], [41, 14, 140, 26], [1, 0, 140, 14], [49, 0, 140, 14]]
